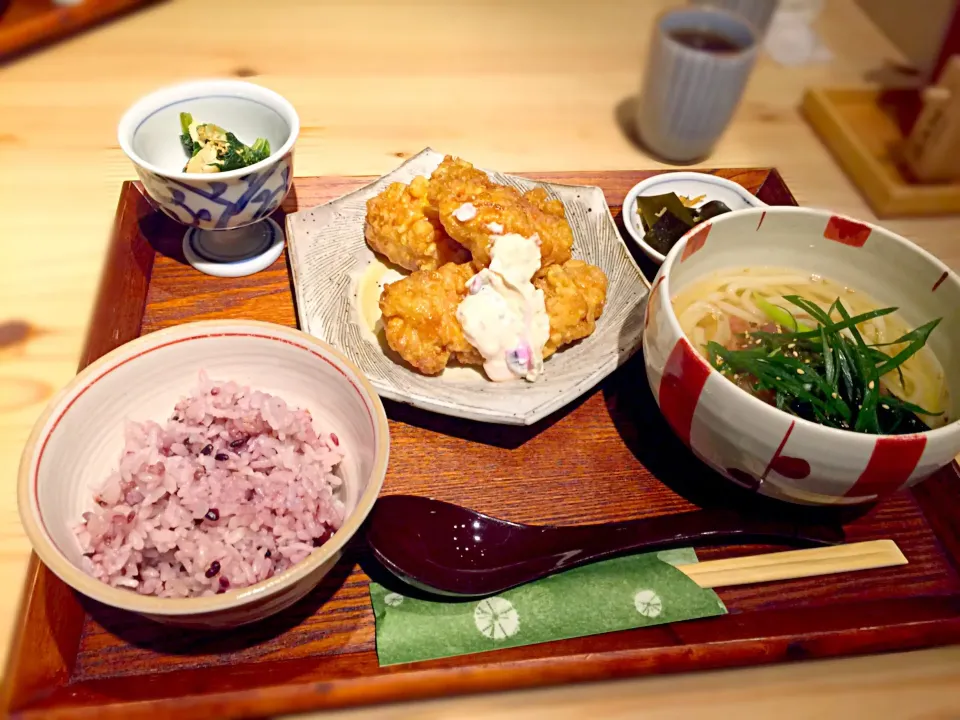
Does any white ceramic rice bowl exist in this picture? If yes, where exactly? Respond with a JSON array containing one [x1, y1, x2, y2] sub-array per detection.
[[18, 321, 389, 627]]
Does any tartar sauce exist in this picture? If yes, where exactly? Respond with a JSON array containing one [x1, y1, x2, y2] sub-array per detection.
[[456, 233, 549, 382], [453, 203, 477, 221]]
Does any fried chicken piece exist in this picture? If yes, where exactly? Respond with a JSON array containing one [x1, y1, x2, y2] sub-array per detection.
[[365, 176, 469, 272], [427, 156, 574, 272], [378, 262, 480, 375], [535, 259, 609, 358], [380, 258, 608, 377], [520, 186, 575, 270], [522, 186, 566, 219], [427, 155, 490, 210]]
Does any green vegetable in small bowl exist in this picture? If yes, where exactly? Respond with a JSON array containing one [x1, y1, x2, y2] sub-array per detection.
[[178, 112, 271, 174]]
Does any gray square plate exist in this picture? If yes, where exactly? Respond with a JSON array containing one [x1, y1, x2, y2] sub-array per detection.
[[285, 148, 649, 425]]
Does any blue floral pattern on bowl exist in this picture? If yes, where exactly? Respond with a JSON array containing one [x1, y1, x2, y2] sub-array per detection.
[[135, 152, 294, 230]]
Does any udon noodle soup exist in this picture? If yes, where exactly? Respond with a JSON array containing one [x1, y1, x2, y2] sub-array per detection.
[[672, 267, 950, 434]]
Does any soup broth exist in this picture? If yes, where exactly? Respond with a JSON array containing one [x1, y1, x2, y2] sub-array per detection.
[[671, 267, 950, 433]]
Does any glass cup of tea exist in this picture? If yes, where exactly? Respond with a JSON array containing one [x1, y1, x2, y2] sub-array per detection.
[[635, 7, 759, 163]]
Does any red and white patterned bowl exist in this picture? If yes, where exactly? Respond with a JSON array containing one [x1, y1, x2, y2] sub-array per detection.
[[643, 206, 960, 506], [17, 321, 390, 627]]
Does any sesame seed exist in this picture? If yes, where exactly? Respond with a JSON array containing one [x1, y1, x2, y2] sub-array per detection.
[[797, 369, 805, 375], [868, 381, 875, 390], [788, 343, 796, 349], [831, 393, 838, 399], [882, 403, 889, 409]]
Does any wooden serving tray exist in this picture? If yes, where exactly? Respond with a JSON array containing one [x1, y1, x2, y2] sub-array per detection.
[[0, 0, 160, 62], [5, 169, 960, 720]]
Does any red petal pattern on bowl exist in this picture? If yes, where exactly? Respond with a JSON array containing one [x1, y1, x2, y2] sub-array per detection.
[[761, 420, 811, 480], [824, 216, 871, 248], [645, 277, 664, 330], [680, 223, 711, 262], [845, 434, 927, 499], [658, 338, 711, 446], [933, 271, 949, 292], [769, 455, 812, 480]]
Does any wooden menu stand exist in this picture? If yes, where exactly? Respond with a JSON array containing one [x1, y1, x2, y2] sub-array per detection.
[[803, 56, 960, 217]]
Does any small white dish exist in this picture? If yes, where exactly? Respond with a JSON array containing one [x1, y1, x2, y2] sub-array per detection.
[[118, 79, 299, 278], [622, 171, 767, 265], [285, 148, 650, 426]]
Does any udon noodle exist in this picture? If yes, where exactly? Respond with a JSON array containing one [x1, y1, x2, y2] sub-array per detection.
[[672, 267, 950, 430]]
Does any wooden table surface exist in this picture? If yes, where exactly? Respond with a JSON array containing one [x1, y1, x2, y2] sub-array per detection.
[[1, 0, 959, 716]]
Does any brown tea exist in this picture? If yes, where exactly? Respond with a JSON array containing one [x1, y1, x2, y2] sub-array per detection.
[[669, 28, 744, 53]]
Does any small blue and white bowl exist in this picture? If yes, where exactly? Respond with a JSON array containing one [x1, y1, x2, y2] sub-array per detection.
[[622, 171, 766, 266], [118, 79, 300, 277]]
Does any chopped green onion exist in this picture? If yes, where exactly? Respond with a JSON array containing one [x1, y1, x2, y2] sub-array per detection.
[[704, 296, 942, 435], [755, 294, 813, 332]]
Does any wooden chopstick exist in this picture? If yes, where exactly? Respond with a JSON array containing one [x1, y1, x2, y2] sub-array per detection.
[[675, 540, 907, 589]]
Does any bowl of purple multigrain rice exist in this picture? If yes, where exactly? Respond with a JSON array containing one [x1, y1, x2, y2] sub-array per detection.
[[18, 320, 389, 628]]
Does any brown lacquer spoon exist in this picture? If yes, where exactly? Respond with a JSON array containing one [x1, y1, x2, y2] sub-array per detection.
[[366, 495, 846, 597]]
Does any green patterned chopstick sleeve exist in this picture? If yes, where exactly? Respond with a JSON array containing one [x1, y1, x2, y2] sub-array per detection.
[[370, 548, 727, 666]]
